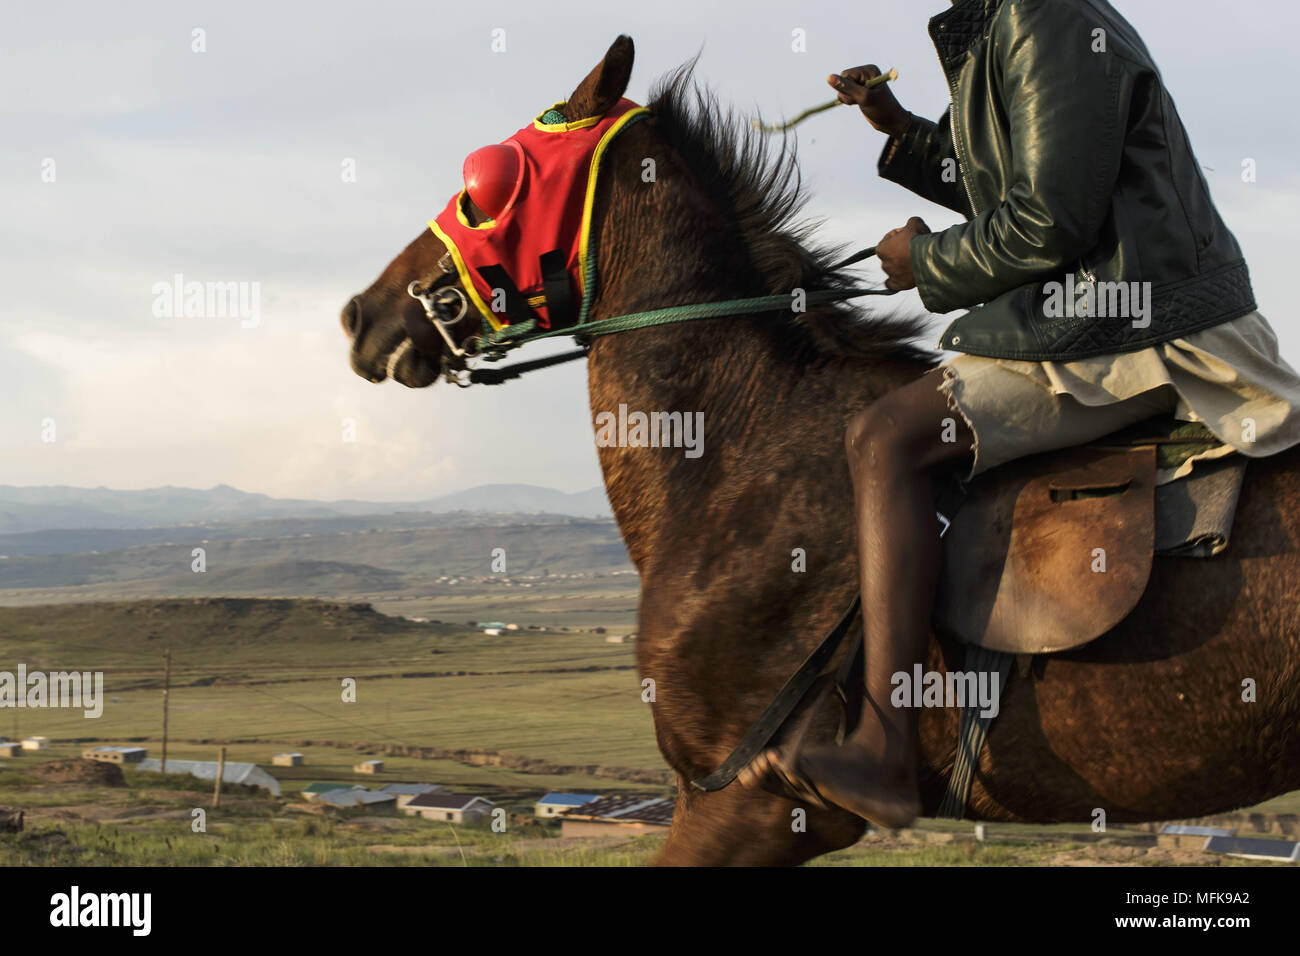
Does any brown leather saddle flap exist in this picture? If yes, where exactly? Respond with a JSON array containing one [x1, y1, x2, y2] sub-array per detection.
[[935, 444, 1155, 654]]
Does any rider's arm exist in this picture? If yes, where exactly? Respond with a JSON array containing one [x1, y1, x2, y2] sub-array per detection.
[[878, 110, 973, 218], [908, 0, 1134, 314]]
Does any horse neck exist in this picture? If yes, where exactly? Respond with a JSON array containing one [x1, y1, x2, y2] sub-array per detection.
[[584, 126, 929, 578]]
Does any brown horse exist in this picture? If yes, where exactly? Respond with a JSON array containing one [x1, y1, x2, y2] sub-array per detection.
[[342, 36, 1300, 866]]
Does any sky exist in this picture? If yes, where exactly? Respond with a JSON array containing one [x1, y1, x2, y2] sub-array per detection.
[[3, 0, 1298, 501]]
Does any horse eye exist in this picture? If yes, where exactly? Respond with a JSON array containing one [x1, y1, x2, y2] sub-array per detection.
[[467, 198, 490, 225]]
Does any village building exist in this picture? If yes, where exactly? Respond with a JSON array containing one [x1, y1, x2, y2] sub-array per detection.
[[559, 794, 674, 838], [272, 752, 304, 767], [379, 783, 444, 810], [301, 782, 364, 801], [535, 792, 599, 817], [404, 791, 495, 824], [136, 758, 282, 796], [82, 746, 147, 764], [315, 789, 398, 812], [21, 736, 50, 751], [354, 759, 384, 774], [0, 742, 21, 758]]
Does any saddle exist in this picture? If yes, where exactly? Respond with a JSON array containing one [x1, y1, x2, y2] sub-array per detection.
[[689, 418, 1249, 798], [934, 417, 1247, 654]]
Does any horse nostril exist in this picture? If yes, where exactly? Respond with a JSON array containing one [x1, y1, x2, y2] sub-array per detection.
[[341, 296, 363, 338]]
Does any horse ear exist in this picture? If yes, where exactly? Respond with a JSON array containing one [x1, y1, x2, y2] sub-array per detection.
[[564, 35, 634, 122]]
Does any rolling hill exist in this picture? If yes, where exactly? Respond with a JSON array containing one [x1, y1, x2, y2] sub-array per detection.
[[0, 482, 612, 534]]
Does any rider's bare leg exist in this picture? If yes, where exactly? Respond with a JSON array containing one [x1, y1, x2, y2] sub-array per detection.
[[743, 367, 974, 827]]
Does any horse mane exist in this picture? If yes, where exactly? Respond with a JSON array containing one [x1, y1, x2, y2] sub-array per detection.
[[646, 57, 934, 365]]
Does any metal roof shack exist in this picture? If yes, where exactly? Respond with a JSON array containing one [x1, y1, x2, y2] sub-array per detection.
[[136, 758, 281, 796], [378, 782, 444, 809], [301, 782, 363, 800], [559, 794, 674, 838], [407, 792, 494, 810], [379, 783, 443, 795], [315, 789, 398, 810]]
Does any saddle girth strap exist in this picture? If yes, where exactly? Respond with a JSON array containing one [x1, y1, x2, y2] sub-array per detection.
[[936, 645, 1015, 820]]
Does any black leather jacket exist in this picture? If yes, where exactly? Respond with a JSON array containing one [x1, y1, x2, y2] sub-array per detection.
[[879, 0, 1256, 360]]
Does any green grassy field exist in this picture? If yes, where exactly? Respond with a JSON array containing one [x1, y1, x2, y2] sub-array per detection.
[[2, 762, 1287, 867], [0, 600, 664, 781], [11, 670, 662, 771], [1, 598, 1296, 866]]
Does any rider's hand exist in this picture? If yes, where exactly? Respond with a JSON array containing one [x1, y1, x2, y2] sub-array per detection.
[[877, 217, 931, 291], [827, 65, 911, 138]]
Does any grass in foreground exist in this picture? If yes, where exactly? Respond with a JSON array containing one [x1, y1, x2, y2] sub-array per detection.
[[1, 769, 1288, 866]]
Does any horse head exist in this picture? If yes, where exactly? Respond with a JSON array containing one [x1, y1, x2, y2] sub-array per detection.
[[340, 35, 637, 388]]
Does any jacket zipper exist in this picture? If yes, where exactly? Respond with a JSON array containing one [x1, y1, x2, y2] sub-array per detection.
[[939, 44, 979, 348], [947, 102, 979, 218], [931, 17, 980, 216]]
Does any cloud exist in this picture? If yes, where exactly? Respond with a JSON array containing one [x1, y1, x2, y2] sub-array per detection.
[[3, 0, 1297, 500]]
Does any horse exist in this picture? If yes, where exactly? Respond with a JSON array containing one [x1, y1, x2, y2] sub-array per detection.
[[341, 35, 1300, 866]]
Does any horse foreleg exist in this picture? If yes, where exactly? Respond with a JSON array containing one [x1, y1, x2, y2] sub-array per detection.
[[651, 780, 866, 866]]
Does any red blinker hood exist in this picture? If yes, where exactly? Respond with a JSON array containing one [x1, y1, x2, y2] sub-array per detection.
[[428, 97, 649, 331]]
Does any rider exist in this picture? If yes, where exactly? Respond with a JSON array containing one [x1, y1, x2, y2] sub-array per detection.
[[743, 0, 1300, 827]]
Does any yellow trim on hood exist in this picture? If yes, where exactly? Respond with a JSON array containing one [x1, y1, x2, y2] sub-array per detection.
[[426, 218, 504, 331], [533, 100, 603, 132], [577, 106, 652, 297]]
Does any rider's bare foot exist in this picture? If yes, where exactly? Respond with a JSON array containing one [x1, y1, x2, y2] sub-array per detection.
[[737, 748, 832, 808], [739, 742, 920, 830]]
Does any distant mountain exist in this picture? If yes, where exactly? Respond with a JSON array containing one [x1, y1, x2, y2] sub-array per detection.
[[0, 483, 612, 534], [0, 598, 450, 656], [0, 519, 632, 596], [419, 484, 611, 517], [0, 511, 597, 558], [156, 560, 411, 595]]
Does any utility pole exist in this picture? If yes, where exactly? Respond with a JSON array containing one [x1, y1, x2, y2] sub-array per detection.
[[161, 648, 171, 774], [213, 746, 226, 808]]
